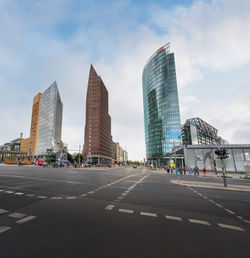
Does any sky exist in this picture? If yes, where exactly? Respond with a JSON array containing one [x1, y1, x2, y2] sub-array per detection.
[[0, 0, 250, 161]]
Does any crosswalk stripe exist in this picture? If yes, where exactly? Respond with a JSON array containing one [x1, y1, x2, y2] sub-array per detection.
[[0, 226, 11, 234], [0, 209, 8, 215], [189, 219, 210, 225], [16, 215, 36, 224], [218, 223, 245, 232], [9, 213, 26, 219]]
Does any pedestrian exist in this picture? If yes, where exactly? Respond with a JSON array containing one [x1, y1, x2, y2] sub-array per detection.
[[183, 166, 186, 175], [171, 167, 174, 175], [188, 166, 192, 175], [179, 167, 183, 176], [167, 167, 170, 174], [176, 167, 179, 177], [202, 167, 206, 176], [194, 166, 198, 176]]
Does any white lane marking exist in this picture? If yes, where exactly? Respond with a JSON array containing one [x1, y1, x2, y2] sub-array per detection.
[[50, 197, 62, 200], [237, 216, 243, 219], [6, 191, 14, 194], [88, 191, 94, 194], [121, 193, 127, 196], [81, 194, 87, 197], [117, 196, 124, 200], [244, 219, 250, 224], [66, 196, 76, 199], [215, 203, 223, 208], [208, 199, 215, 203], [0, 226, 10, 233], [165, 215, 183, 221], [16, 215, 36, 224], [26, 194, 35, 197], [37, 196, 48, 199], [114, 199, 120, 202], [189, 219, 211, 226], [0, 209, 8, 215], [15, 192, 24, 195], [105, 204, 115, 210], [218, 223, 245, 232], [119, 208, 134, 214], [9, 213, 26, 219], [140, 212, 157, 217], [225, 209, 235, 215], [0, 189, 4, 192]]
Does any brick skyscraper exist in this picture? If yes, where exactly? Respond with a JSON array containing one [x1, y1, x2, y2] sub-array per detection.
[[83, 65, 112, 164]]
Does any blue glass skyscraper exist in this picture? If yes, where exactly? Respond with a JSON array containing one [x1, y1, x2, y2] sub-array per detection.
[[142, 43, 182, 166]]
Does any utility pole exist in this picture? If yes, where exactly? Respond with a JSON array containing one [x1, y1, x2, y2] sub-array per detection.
[[79, 145, 81, 168]]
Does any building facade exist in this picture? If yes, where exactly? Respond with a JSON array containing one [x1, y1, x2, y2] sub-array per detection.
[[20, 93, 42, 156], [83, 65, 112, 165], [112, 142, 126, 164], [142, 43, 182, 167], [182, 117, 227, 146], [183, 144, 250, 173], [37, 81, 63, 156]]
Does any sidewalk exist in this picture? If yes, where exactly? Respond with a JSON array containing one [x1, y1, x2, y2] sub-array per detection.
[[171, 179, 250, 192]]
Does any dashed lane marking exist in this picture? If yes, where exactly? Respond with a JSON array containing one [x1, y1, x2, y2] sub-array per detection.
[[105, 204, 115, 210], [15, 192, 24, 195], [225, 209, 235, 215], [140, 212, 157, 217], [16, 215, 36, 224], [0, 209, 8, 215], [189, 219, 211, 226], [216, 203, 223, 208], [26, 194, 35, 197], [37, 196, 48, 199], [5, 191, 14, 194], [50, 197, 62, 200], [66, 196, 76, 199], [244, 219, 250, 224], [9, 213, 26, 219], [88, 191, 95, 194], [81, 194, 87, 197], [218, 223, 245, 232], [165, 215, 183, 221], [0, 226, 11, 234], [119, 208, 134, 214]]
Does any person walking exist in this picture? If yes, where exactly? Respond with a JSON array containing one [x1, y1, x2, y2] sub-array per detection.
[[183, 166, 186, 175], [188, 166, 192, 175], [176, 167, 179, 177]]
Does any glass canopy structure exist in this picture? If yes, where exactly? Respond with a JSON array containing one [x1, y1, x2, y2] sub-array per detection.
[[142, 43, 182, 167]]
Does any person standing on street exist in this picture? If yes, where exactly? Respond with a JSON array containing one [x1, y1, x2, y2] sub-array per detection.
[[202, 167, 207, 176]]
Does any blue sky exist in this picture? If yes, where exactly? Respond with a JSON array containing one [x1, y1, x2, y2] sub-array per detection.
[[1, 0, 250, 160]]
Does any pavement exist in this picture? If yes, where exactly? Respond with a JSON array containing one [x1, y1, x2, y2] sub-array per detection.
[[0, 165, 250, 258]]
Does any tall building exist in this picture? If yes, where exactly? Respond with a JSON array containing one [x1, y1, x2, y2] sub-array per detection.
[[83, 65, 112, 164], [20, 93, 42, 156], [21, 82, 63, 158], [37, 82, 63, 155], [142, 43, 182, 167]]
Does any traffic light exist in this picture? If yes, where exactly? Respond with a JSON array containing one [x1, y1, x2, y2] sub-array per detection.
[[215, 148, 228, 159], [221, 149, 228, 159], [215, 149, 221, 156]]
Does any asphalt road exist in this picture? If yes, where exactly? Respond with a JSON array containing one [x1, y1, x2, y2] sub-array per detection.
[[0, 165, 250, 258]]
